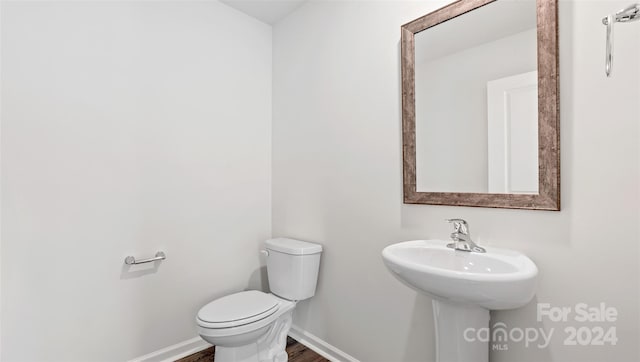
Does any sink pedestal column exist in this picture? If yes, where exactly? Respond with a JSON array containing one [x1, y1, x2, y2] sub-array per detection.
[[432, 300, 490, 362]]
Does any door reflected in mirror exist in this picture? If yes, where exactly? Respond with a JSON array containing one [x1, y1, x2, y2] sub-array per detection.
[[414, 0, 538, 194]]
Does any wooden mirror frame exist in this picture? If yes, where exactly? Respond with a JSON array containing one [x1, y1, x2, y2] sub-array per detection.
[[401, 0, 560, 210]]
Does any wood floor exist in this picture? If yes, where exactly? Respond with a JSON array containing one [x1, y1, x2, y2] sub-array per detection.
[[176, 337, 329, 362]]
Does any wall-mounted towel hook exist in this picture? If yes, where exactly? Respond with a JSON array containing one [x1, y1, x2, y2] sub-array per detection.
[[602, 3, 640, 77]]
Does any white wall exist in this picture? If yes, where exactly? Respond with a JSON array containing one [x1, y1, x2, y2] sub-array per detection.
[[273, 1, 639, 362], [0, 1, 271, 361], [415, 28, 537, 193]]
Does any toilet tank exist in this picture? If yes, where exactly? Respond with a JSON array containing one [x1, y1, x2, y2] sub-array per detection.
[[264, 238, 322, 301]]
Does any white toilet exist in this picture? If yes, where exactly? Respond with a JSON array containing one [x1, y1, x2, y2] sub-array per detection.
[[196, 238, 322, 362]]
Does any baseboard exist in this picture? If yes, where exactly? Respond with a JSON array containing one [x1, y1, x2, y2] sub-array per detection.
[[288, 325, 360, 362], [128, 326, 359, 362], [127, 336, 209, 362]]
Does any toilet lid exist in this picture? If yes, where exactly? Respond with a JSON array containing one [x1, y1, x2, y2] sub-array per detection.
[[197, 291, 279, 329]]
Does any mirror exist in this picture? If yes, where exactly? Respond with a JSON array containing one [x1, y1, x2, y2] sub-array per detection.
[[401, 0, 560, 210]]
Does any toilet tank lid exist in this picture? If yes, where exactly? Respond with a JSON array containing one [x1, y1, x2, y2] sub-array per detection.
[[265, 238, 322, 255]]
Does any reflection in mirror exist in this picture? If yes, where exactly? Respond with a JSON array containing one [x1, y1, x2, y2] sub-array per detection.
[[414, 0, 538, 194]]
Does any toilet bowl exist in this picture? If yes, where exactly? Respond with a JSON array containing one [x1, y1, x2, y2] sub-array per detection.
[[197, 238, 322, 362], [197, 291, 296, 362]]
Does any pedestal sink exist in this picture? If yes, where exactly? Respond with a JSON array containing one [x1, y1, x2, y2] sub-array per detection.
[[382, 240, 537, 362]]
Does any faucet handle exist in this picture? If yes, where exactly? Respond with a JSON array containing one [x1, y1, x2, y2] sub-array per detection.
[[446, 218, 469, 234]]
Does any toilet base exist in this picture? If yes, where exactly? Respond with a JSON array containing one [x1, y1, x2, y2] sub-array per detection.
[[214, 308, 293, 362]]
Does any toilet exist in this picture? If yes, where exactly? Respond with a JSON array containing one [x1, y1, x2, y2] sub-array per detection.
[[196, 238, 322, 362]]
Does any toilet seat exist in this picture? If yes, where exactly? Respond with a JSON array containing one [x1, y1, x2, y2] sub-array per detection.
[[197, 295, 296, 349], [197, 290, 280, 329]]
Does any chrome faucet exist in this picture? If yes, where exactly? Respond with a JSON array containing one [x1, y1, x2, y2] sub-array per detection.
[[446, 219, 486, 253]]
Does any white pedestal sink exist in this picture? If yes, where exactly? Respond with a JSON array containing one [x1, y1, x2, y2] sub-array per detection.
[[382, 240, 537, 362]]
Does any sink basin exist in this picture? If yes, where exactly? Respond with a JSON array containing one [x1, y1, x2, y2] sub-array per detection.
[[382, 239, 538, 362], [382, 239, 537, 309]]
